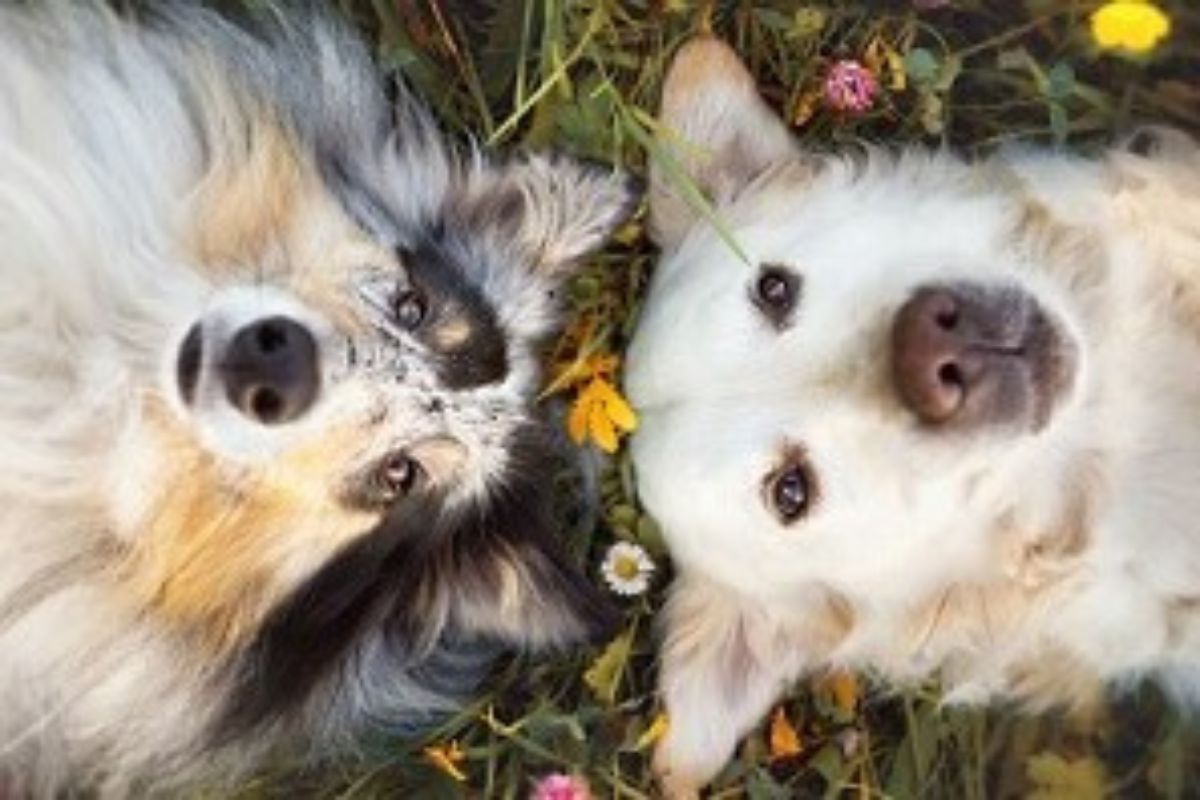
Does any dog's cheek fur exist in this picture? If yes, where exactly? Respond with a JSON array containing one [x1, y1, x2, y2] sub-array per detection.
[[118, 403, 383, 654], [213, 428, 618, 742]]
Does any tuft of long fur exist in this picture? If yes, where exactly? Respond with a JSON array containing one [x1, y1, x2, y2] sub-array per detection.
[[627, 36, 1200, 797], [0, 2, 628, 795]]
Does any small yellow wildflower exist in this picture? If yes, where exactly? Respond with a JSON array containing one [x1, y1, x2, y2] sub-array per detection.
[[546, 316, 637, 452], [864, 37, 906, 93], [567, 376, 638, 453], [829, 671, 860, 713], [768, 707, 803, 761], [1091, 1, 1171, 54], [423, 740, 467, 783]]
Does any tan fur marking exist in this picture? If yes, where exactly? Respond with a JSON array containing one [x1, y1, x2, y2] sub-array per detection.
[[1014, 199, 1111, 302], [189, 120, 306, 270], [1004, 646, 1103, 710], [124, 405, 378, 653], [997, 451, 1103, 589], [433, 315, 473, 350], [186, 109, 398, 337]]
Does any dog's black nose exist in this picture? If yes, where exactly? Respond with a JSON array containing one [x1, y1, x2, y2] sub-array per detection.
[[891, 284, 1063, 430], [220, 317, 319, 425]]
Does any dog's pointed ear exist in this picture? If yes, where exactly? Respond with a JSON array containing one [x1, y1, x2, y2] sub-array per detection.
[[653, 576, 792, 794], [651, 36, 797, 248], [467, 156, 637, 279], [654, 576, 853, 794]]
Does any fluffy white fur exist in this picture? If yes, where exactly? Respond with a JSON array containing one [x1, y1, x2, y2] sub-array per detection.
[[0, 3, 628, 795], [626, 37, 1200, 796]]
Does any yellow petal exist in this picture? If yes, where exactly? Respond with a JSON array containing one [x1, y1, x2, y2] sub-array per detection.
[[769, 707, 803, 760], [636, 712, 671, 750], [423, 743, 467, 782], [588, 401, 619, 453], [567, 394, 591, 444], [1092, 1, 1171, 53], [594, 379, 638, 432], [830, 671, 860, 713], [885, 45, 907, 92], [791, 87, 822, 128]]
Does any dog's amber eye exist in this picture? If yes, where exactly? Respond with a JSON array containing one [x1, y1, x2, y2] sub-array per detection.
[[752, 264, 800, 327], [766, 461, 813, 524], [392, 289, 427, 331], [377, 453, 421, 500]]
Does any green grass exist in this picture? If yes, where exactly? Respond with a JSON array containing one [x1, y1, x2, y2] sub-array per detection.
[[246, 1, 1200, 796]]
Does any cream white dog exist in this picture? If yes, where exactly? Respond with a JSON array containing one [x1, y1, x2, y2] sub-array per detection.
[[626, 36, 1200, 796]]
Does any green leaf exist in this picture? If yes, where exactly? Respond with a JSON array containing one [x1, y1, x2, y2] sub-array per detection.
[[790, 7, 828, 39], [934, 55, 962, 93], [809, 741, 849, 789], [744, 768, 792, 800], [608, 504, 638, 529], [1026, 752, 1107, 800], [583, 626, 635, 705], [754, 9, 794, 33], [997, 46, 1032, 72], [905, 48, 940, 85], [1046, 62, 1076, 101], [635, 513, 667, 557]]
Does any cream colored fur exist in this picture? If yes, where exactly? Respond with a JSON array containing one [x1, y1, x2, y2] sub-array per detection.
[[626, 37, 1200, 796]]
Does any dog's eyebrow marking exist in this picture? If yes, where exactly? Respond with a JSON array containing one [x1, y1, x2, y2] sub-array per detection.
[[404, 237, 509, 390]]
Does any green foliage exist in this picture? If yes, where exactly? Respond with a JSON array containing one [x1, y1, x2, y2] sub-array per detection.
[[239, 0, 1200, 796]]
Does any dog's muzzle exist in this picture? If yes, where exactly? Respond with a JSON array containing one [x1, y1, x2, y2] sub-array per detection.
[[178, 316, 320, 425], [890, 283, 1076, 433]]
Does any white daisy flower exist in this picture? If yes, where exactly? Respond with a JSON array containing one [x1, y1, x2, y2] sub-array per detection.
[[600, 541, 655, 596]]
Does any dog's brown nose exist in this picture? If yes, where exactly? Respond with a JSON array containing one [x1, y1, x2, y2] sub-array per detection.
[[891, 286, 1008, 426]]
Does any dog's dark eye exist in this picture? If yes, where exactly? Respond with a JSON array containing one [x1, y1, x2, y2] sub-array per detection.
[[764, 459, 815, 525], [377, 453, 421, 500], [392, 289, 427, 331], [752, 264, 801, 328]]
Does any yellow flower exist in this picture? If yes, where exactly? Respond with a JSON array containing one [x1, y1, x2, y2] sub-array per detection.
[[567, 377, 638, 453], [546, 351, 620, 397], [423, 741, 467, 783], [1091, 1, 1171, 53], [829, 670, 860, 713], [768, 707, 803, 761]]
